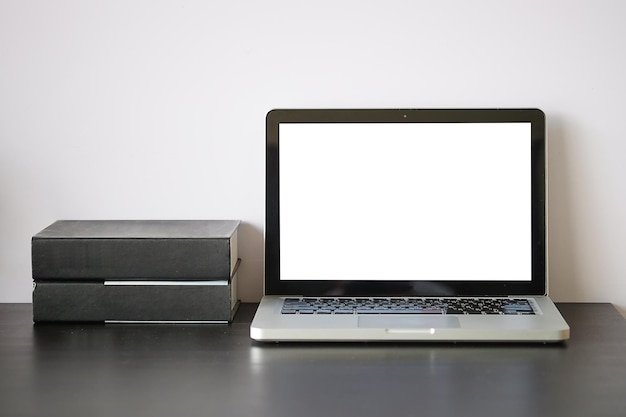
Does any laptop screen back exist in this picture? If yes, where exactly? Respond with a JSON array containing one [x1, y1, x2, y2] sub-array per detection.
[[265, 109, 546, 297]]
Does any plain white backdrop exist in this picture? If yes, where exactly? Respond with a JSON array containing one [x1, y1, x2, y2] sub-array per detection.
[[1, 1, 625, 316]]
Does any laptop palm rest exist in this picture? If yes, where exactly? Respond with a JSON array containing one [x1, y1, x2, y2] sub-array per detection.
[[358, 316, 460, 330]]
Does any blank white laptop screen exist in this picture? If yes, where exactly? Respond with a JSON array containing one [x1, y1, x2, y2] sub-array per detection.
[[279, 122, 531, 283]]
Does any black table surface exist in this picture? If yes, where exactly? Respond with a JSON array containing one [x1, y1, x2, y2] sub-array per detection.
[[1, 303, 625, 417]]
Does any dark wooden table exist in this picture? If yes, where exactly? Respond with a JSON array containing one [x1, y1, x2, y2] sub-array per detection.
[[1, 303, 625, 417]]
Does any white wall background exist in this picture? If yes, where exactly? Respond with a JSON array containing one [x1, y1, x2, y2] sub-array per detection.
[[1, 0, 625, 316]]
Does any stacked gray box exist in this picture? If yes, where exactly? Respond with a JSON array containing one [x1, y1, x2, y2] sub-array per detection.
[[32, 220, 241, 323]]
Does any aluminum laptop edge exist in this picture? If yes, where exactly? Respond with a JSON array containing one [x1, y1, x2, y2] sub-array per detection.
[[250, 108, 570, 343]]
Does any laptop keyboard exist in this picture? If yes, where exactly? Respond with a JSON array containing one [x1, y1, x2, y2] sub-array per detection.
[[281, 297, 535, 315]]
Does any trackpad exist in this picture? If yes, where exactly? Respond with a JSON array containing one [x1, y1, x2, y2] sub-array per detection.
[[358, 315, 460, 329]]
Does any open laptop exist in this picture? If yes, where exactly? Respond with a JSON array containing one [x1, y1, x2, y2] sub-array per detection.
[[250, 108, 570, 342]]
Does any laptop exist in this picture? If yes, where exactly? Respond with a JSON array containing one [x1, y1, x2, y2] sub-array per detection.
[[250, 108, 570, 342]]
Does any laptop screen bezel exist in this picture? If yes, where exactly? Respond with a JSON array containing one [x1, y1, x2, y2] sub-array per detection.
[[265, 108, 546, 297]]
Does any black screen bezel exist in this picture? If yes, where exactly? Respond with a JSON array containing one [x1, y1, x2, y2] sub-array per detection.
[[265, 108, 546, 297]]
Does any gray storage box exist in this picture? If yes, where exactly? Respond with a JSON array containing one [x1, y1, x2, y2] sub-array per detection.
[[31, 220, 241, 322], [32, 220, 240, 280]]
